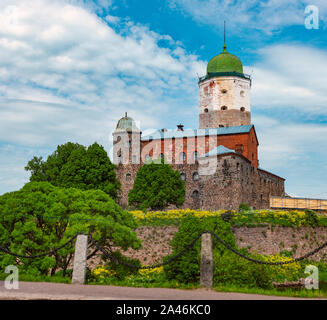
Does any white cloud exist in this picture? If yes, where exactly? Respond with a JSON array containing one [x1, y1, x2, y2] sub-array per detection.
[[247, 44, 327, 114], [0, 0, 206, 194], [252, 115, 327, 198], [169, 0, 327, 33], [0, 0, 205, 150]]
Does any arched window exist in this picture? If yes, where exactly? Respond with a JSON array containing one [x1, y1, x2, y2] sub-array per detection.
[[126, 173, 132, 181], [193, 172, 199, 181], [240, 107, 245, 112], [132, 155, 137, 163], [193, 151, 199, 161], [145, 154, 151, 162], [221, 106, 228, 111], [179, 152, 186, 162], [180, 173, 186, 181], [192, 190, 199, 198]]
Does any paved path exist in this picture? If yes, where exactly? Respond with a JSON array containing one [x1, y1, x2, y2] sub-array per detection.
[[0, 281, 321, 300]]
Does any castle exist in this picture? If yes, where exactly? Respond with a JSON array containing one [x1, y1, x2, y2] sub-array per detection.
[[112, 43, 285, 210]]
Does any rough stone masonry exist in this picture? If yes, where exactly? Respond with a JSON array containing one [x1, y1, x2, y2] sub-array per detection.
[[112, 42, 285, 210]]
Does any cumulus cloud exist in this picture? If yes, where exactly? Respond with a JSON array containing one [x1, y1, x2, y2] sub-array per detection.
[[247, 44, 327, 115], [0, 0, 207, 194], [169, 0, 326, 33], [253, 115, 327, 198], [0, 0, 205, 149]]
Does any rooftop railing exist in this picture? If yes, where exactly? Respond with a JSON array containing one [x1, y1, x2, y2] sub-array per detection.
[[198, 72, 251, 83]]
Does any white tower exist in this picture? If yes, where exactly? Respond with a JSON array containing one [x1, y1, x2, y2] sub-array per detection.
[[199, 44, 251, 129]]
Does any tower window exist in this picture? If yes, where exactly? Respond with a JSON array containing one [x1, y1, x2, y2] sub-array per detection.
[[221, 89, 227, 94], [204, 108, 208, 113], [193, 172, 199, 181], [126, 173, 132, 181], [235, 144, 244, 153], [192, 190, 199, 198], [221, 106, 228, 111], [240, 90, 245, 97], [193, 151, 199, 161], [240, 107, 245, 112]]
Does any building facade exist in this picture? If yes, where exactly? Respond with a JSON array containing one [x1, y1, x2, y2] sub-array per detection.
[[112, 43, 285, 210]]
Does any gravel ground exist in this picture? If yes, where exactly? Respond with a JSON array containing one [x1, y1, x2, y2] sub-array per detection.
[[0, 281, 322, 300]]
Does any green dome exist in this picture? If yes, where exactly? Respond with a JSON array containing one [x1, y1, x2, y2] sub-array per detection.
[[116, 113, 139, 132], [207, 44, 243, 74]]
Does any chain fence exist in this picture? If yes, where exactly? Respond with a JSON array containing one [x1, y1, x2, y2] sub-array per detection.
[[0, 234, 79, 259], [90, 230, 327, 268], [1, 230, 327, 268]]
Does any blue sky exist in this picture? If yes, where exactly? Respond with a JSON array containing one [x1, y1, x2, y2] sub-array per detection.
[[0, 0, 326, 199]]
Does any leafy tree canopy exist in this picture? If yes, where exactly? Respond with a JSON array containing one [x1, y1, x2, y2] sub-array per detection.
[[0, 182, 141, 277], [25, 142, 120, 199], [128, 160, 185, 211]]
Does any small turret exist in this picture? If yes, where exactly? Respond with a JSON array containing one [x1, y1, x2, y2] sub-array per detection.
[[113, 113, 141, 165]]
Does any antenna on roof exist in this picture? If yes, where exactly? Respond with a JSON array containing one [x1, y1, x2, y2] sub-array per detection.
[[224, 21, 226, 44], [223, 21, 227, 52]]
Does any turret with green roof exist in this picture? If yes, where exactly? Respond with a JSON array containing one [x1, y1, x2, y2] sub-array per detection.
[[207, 43, 244, 75]]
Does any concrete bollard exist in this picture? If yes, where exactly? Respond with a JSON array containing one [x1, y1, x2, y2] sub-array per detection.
[[200, 233, 214, 288], [72, 234, 88, 285]]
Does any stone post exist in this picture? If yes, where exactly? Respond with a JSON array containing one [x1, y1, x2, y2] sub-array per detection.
[[200, 233, 214, 288], [72, 234, 88, 285]]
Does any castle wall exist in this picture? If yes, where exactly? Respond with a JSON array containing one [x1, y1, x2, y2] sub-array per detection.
[[116, 153, 284, 210], [115, 163, 141, 209]]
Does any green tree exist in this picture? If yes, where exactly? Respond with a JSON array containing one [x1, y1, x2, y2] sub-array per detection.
[[128, 160, 185, 211], [25, 142, 120, 199], [0, 182, 141, 277]]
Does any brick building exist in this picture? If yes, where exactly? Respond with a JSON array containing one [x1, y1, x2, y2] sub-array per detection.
[[112, 43, 285, 210]]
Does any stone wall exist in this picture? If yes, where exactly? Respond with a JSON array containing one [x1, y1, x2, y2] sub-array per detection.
[[115, 226, 327, 266], [234, 226, 327, 261], [116, 152, 284, 210]]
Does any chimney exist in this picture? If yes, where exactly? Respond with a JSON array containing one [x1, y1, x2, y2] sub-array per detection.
[[177, 124, 184, 132]]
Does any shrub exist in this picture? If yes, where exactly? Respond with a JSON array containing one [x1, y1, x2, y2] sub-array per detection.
[[163, 214, 303, 289], [163, 215, 236, 284], [25, 142, 120, 199], [0, 182, 141, 277], [239, 203, 251, 212], [103, 251, 141, 280], [304, 209, 319, 227], [214, 250, 273, 289], [128, 160, 185, 211]]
